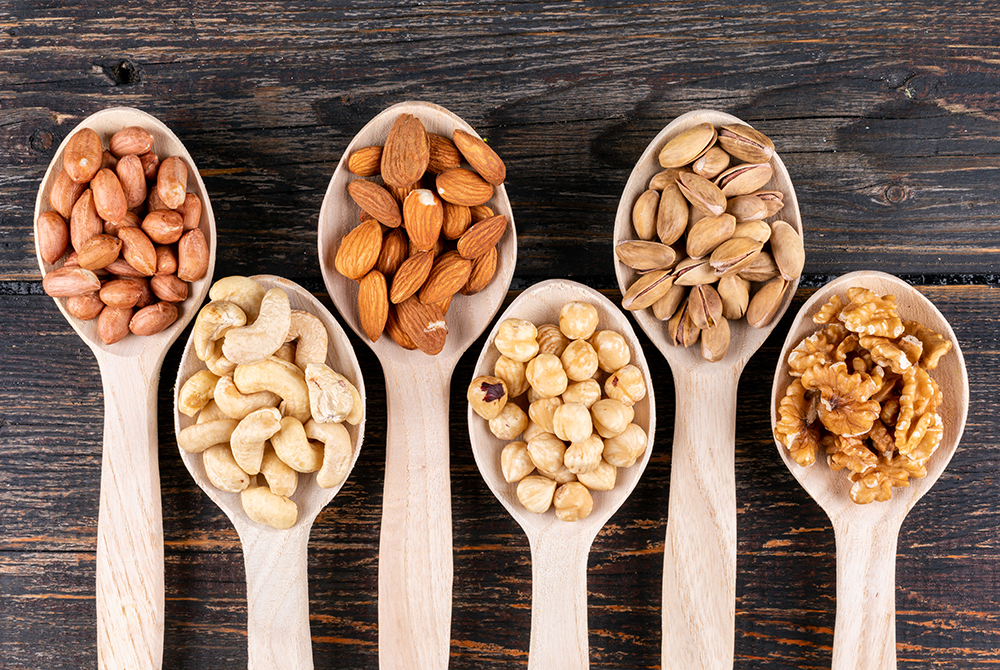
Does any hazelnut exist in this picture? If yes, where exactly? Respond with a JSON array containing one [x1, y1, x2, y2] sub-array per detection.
[[528, 396, 562, 434], [561, 379, 601, 409], [467, 375, 508, 420], [602, 423, 648, 468], [577, 459, 617, 491], [591, 398, 635, 439], [525, 352, 568, 398], [553, 481, 594, 521], [522, 420, 549, 443], [604, 364, 647, 407], [501, 441, 535, 483], [536, 323, 570, 357], [560, 339, 599, 382], [590, 330, 631, 373], [526, 432, 566, 473], [488, 402, 529, 440], [552, 402, 593, 444], [559, 301, 599, 340], [536, 462, 578, 485], [494, 355, 530, 398], [564, 434, 603, 475], [494, 318, 539, 362], [517, 475, 557, 514]]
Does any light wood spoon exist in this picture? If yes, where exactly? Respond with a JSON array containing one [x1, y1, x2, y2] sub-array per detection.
[[771, 270, 968, 670], [468, 279, 655, 670], [613, 109, 803, 670], [317, 100, 517, 670], [173, 274, 366, 670], [33, 107, 217, 670]]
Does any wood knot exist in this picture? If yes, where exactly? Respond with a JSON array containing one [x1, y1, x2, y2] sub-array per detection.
[[884, 184, 908, 204], [99, 60, 140, 86]]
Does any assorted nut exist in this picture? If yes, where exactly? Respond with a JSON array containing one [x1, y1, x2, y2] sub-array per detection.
[[37, 125, 210, 344], [177, 276, 363, 529], [469, 301, 649, 521], [333, 113, 509, 354], [617, 121, 804, 362], [774, 287, 953, 504]]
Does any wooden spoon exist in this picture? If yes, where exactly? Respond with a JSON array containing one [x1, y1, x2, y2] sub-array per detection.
[[771, 271, 968, 670], [173, 275, 366, 670], [317, 101, 517, 669], [468, 279, 655, 669], [33, 107, 217, 670], [612, 110, 803, 669]]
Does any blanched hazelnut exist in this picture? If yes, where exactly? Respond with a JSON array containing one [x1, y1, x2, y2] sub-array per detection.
[[553, 481, 594, 521], [559, 301, 599, 340], [525, 352, 568, 398], [591, 398, 634, 438], [517, 475, 557, 514], [602, 422, 648, 467], [494, 318, 539, 362], [552, 402, 593, 444], [526, 432, 566, 473], [488, 402, 529, 440], [604, 364, 647, 407], [523, 420, 549, 442], [467, 375, 508, 420], [564, 433, 603, 475], [561, 339, 599, 381], [494, 355, 530, 398], [536, 323, 570, 357], [577, 459, 617, 491], [590, 330, 631, 373], [537, 462, 578, 484], [501, 441, 535, 483], [561, 379, 601, 408], [528, 396, 562, 434]]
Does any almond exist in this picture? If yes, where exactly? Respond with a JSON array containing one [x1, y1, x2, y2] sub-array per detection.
[[66, 292, 105, 320], [348, 145, 383, 177], [347, 179, 402, 228], [435, 167, 494, 207], [100, 278, 144, 308], [375, 228, 408, 277], [334, 219, 383, 280], [177, 228, 209, 282], [385, 305, 418, 350], [457, 214, 507, 260], [453, 129, 506, 185], [42, 266, 101, 297], [389, 251, 433, 304], [441, 202, 471, 240], [91, 168, 128, 224], [99, 306, 133, 344], [403, 189, 443, 251], [381, 114, 429, 189], [427, 133, 462, 174], [419, 251, 472, 305], [388, 181, 420, 205], [139, 151, 160, 181], [70, 189, 103, 252], [462, 245, 497, 295], [63, 128, 103, 184], [141, 209, 184, 244], [129, 301, 178, 336], [410, 234, 444, 259], [395, 296, 448, 355], [77, 234, 122, 270], [117, 227, 157, 276], [50, 169, 88, 219], [469, 204, 494, 223], [109, 126, 154, 157], [36, 211, 70, 265], [150, 274, 189, 303], [115, 154, 147, 210], [177, 192, 202, 231], [358, 270, 388, 342], [156, 156, 188, 209]]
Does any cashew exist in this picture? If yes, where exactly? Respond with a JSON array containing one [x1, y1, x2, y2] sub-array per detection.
[[230, 407, 282, 476], [274, 341, 297, 364], [304, 419, 353, 489], [270, 416, 323, 473], [205, 340, 238, 377], [233, 357, 310, 423], [209, 275, 267, 322], [196, 399, 229, 424], [285, 310, 328, 369], [178, 369, 221, 417], [222, 288, 292, 364], [202, 444, 251, 493], [193, 300, 247, 362], [214, 374, 281, 420], [304, 363, 363, 425], [241, 478, 297, 530], [177, 419, 239, 454], [259, 447, 298, 497]]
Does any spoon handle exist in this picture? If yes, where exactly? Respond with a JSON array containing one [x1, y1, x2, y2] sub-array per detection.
[[527, 528, 593, 670], [94, 355, 164, 670], [661, 368, 738, 670], [379, 361, 453, 670], [831, 518, 900, 670]]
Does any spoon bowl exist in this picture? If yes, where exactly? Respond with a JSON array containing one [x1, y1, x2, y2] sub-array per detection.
[[174, 274, 366, 670], [468, 278, 655, 670], [33, 107, 216, 670], [612, 109, 802, 669], [771, 270, 968, 670], [317, 100, 516, 669]]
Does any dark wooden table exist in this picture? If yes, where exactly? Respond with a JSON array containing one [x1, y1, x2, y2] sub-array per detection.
[[2, 2, 999, 668]]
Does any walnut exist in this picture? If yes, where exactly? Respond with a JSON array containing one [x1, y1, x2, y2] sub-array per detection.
[[859, 333, 921, 375], [895, 366, 942, 454], [839, 287, 904, 338], [801, 362, 880, 437], [827, 435, 877, 474], [903, 319, 952, 370], [812, 294, 844, 324], [849, 468, 892, 504], [866, 419, 895, 454], [906, 412, 943, 466], [787, 324, 848, 376], [774, 378, 822, 467]]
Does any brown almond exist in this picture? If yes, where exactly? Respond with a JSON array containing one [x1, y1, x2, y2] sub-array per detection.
[[456, 214, 506, 260], [155, 245, 178, 275], [50, 169, 88, 220], [63, 128, 104, 184], [427, 133, 462, 174], [358, 270, 389, 342], [156, 156, 188, 209], [99, 306, 133, 344], [66, 292, 105, 320], [334, 219, 383, 280], [100, 278, 144, 308], [436, 168, 494, 207], [347, 179, 402, 228], [150, 274, 189, 303], [70, 189, 103, 252], [419, 251, 473, 305], [453, 129, 506, 185], [117, 227, 157, 276], [434, 294, 453, 315], [375, 228, 408, 277], [115, 154, 147, 210], [139, 151, 160, 181], [141, 209, 184, 244], [388, 181, 420, 205], [403, 189, 444, 251], [104, 210, 140, 237], [385, 305, 418, 350], [177, 228, 209, 282], [410, 234, 444, 259], [441, 201, 472, 240], [109, 126, 154, 158], [91, 168, 128, 224], [348, 145, 383, 177], [381, 114, 429, 189], [469, 204, 494, 223], [78, 234, 122, 270], [129, 301, 178, 336], [395, 296, 448, 355], [462, 245, 497, 295], [177, 193, 202, 231], [389, 251, 434, 304], [36, 211, 70, 265], [42, 266, 102, 297]]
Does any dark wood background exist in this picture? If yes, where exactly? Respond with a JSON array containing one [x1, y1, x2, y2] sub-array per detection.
[[2, 2, 998, 668]]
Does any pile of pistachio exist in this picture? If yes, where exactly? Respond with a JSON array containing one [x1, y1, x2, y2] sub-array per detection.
[[617, 122, 805, 362]]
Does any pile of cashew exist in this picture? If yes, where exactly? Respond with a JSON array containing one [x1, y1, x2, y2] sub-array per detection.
[[177, 276, 363, 529]]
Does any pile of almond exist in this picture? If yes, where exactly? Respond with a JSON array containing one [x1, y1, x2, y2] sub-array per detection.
[[37, 125, 209, 344], [334, 113, 508, 354]]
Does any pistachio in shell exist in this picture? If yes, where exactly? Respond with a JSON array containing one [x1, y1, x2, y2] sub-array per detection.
[[621, 270, 675, 311], [676, 171, 726, 217], [737, 250, 780, 282], [709, 237, 763, 276], [715, 163, 774, 198], [649, 167, 687, 191], [726, 194, 767, 223], [686, 213, 736, 260], [752, 190, 785, 217], [732, 219, 771, 244], [651, 282, 687, 321], [701, 316, 731, 362], [717, 124, 775, 164], [687, 284, 723, 329], [658, 123, 717, 168], [667, 301, 700, 348], [770, 220, 805, 280], [691, 146, 730, 180], [673, 256, 719, 286], [632, 189, 659, 241], [615, 240, 677, 272], [746, 276, 788, 328], [717, 274, 750, 320], [656, 181, 689, 245]]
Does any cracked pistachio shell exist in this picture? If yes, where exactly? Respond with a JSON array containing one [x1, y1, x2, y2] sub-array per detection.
[[717, 274, 750, 320], [746, 276, 789, 328], [672, 256, 718, 286], [692, 145, 731, 180], [615, 240, 677, 271], [709, 237, 763, 276], [726, 194, 767, 223], [717, 124, 775, 164], [737, 250, 780, 282], [622, 270, 674, 311], [732, 220, 771, 244], [658, 123, 717, 168], [667, 302, 700, 348], [656, 181, 689, 245], [715, 162, 774, 198], [649, 167, 688, 191], [677, 171, 727, 217], [770, 220, 805, 280], [651, 282, 687, 321], [687, 284, 723, 329], [632, 189, 659, 241], [686, 213, 736, 260], [752, 190, 785, 217], [701, 315, 731, 362]]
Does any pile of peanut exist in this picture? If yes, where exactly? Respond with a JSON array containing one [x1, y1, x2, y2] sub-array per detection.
[[176, 276, 363, 530], [37, 125, 209, 343], [334, 113, 508, 355], [468, 301, 649, 522]]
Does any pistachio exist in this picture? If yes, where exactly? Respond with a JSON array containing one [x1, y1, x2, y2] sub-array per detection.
[[676, 171, 726, 217], [632, 189, 659, 241], [726, 194, 767, 223], [691, 146, 730, 180], [651, 282, 687, 321], [701, 316, 731, 362], [672, 256, 719, 286], [717, 274, 750, 320], [687, 284, 723, 329], [615, 240, 677, 271], [658, 123, 717, 168], [715, 163, 774, 198], [752, 190, 785, 217], [737, 250, 780, 282], [717, 124, 775, 163], [621, 270, 674, 311], [770, 220, 805, 280], [649, 167, 687, 191], [686, 213, 736, 259], [709, 237, 763, 276], [746, 276, 789, 328], [667, 302, 700, 348], [656, 181, 689, 245], [732, 219, 771, 244]]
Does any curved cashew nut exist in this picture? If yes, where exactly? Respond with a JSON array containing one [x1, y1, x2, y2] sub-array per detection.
[[202, 444, 251, 493], [285, 310, 328, 369], [304, 419, 353, 489], [193, 300, 247, 362], [196, 399, 229, 424], [270, 416, 323, 473], [241, 479, 297, 530], [230, 407, 282, 476], [274, 341, 297, 364], [205, 340, 238, 377], [209, 275, 267, 322], [177, 418, 239, 454], [305, 363, 363, 425], [214, 374, 281, 420], [222, 288, 292, 365], [259, 447, 298, 497], [178, 369, 221, 417], [233, 357, 310, 423]]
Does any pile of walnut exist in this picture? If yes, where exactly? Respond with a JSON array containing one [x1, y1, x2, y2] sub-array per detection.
[[617, 122, 804, 362], [469, 301, 648, 522], [334, 113, 508, 354], [176, 276, 363, 529], [774, 287, 953, 504], [38, 125, 209, 343]]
